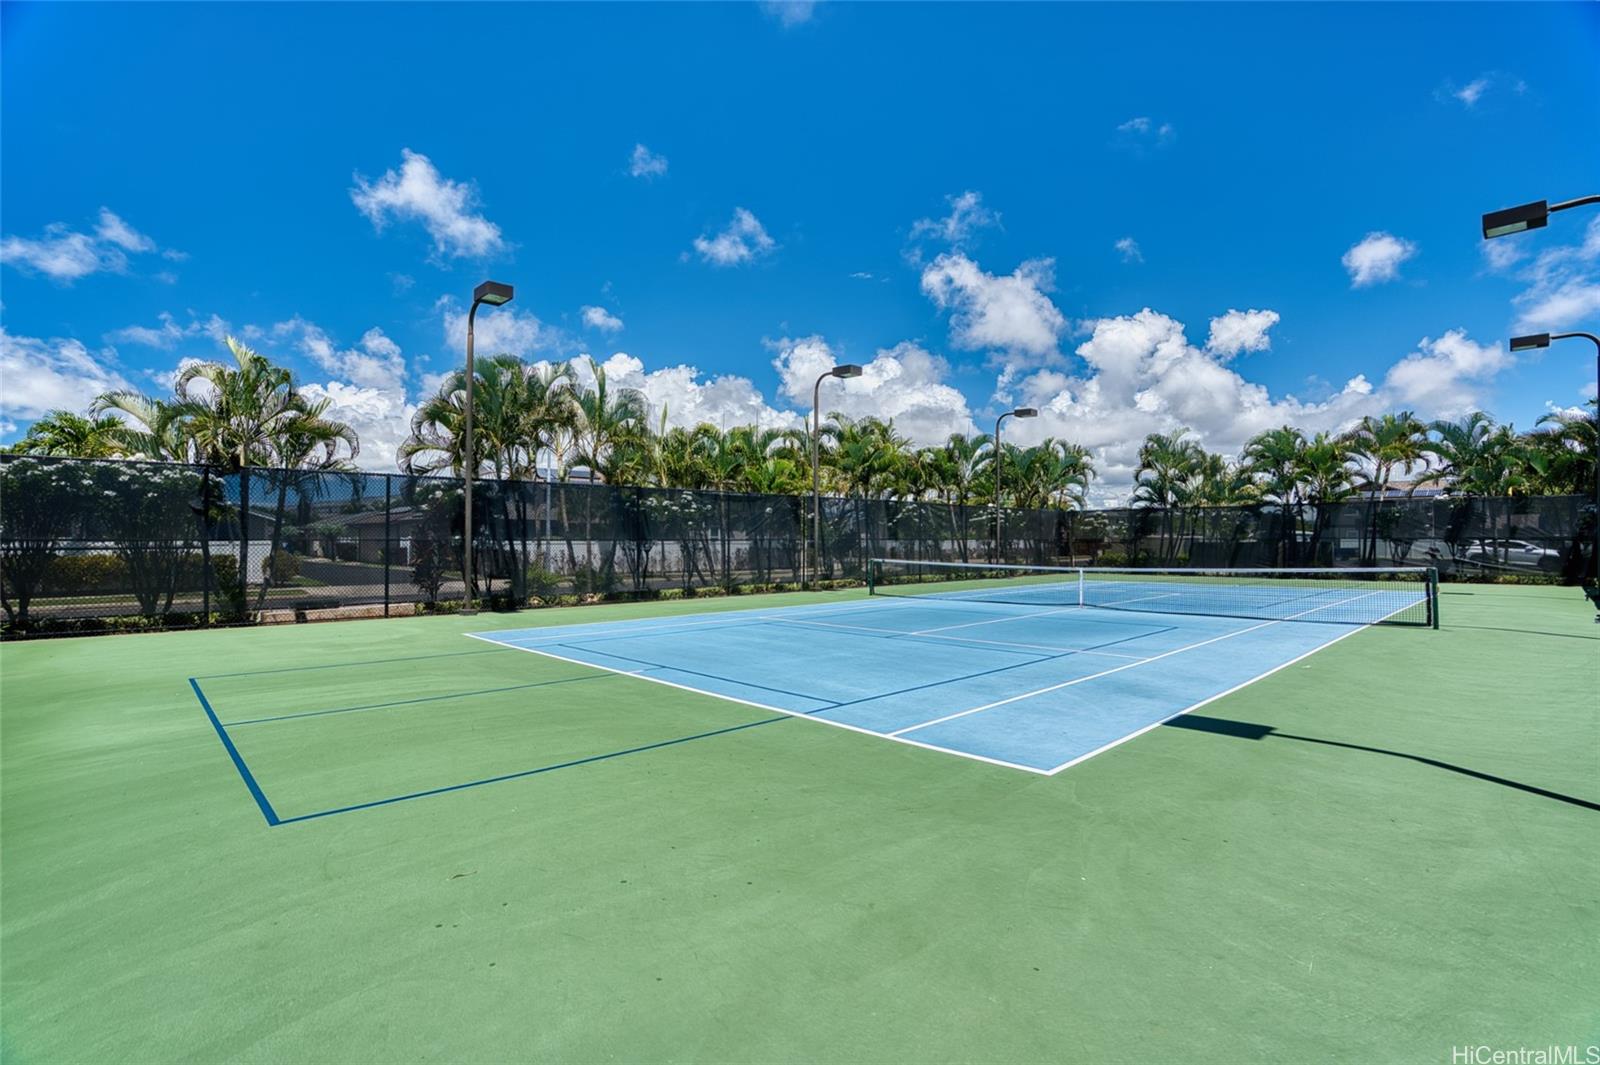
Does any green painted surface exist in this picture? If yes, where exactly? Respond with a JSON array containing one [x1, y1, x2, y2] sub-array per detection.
[[1, 585, 1595, 1062]]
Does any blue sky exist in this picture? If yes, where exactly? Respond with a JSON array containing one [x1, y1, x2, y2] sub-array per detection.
[[2, 1, 1597, 497]]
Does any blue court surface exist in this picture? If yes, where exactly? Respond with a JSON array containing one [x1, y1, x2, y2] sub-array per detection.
[[470, 591, 1407, 775]]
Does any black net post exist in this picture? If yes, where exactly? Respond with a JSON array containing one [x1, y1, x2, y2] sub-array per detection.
[[1428, 566, 1440, 629]]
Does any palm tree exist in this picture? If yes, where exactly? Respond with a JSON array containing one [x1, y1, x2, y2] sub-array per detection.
[[91, 392, 197, 461], [1344, 412, 1430, 565], [1525, 401, 1598, 496], [568, 357, 649, 475], [1298, 432, 1356, 563], [1242, 426, 1311, 565], [6, 411, 128, 458], [254, 396, 359, 609], [165, 338, 312, 609], [1134, 429, 1204, 561]]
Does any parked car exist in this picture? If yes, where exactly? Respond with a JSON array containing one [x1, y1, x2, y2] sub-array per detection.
[[1460, 539, 1564, 572]]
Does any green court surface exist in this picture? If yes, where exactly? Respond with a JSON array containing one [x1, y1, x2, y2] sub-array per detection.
[[1, 583, 1595, 1062]]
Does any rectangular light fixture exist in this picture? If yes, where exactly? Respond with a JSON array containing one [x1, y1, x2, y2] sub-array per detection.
[[474, 280, 514, 305], [1482, 200, 1549, 239], [1509, 333, 1551, 352]]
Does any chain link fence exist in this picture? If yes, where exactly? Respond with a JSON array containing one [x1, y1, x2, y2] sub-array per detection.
[[2, 454, 1592, 636]]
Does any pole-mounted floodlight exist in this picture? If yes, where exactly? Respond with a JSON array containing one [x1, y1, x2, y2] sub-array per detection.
[[1511, 331, 1600, 614], [1480, 193, 1600, 614], [807, 364, 864, 587], [461, 280, 514, 615], [474, 280, 514, 306], [1482, 195, 1600, 239], [993, 407, 1038, 562]]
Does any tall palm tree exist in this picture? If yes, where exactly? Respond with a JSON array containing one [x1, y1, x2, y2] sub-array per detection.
[[1134, 429, 1203, 561], [1298, 432, 1356, 563], [254, 396, 358, 608], [167, 338, 310, 607], [1344, 411, 1430, 565], [568, 357, 648, 475], [1242, 426, 1310, 565]]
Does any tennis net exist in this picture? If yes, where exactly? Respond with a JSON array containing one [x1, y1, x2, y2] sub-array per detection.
[[867, 559, 1438, 627]]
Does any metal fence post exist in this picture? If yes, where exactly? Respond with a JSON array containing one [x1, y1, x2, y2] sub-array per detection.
[[383, 473, 392, 617], [200, 464, 211, 625]]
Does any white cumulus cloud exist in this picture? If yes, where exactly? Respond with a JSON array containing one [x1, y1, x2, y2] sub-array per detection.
[[996, 309, 1510, 504], [1, 208, 171, 283], [1205, 308, 1280, 359], [297, 381, 414, 472], [692, 208, 776, 267], [581, 306, 624, 333], [440, 298, 556, 359], [574, 352, 798, 433], [770, 335, 977, 443], [271, 319, 408, 393], [1342, 231, 1418, 287], [0, 327, 132, 424], [351, 149, 505, 259], [920, 252, 1067, 360], [106, 312, 231, 350], [1382, 330, 1511, 416], [1510, 216, 1600, 334]]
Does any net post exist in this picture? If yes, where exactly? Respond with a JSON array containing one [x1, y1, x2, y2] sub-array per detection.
[[866, 558, 877, 596], [1427, 567, 1439, 629], [1077, 567, 1085, 608]]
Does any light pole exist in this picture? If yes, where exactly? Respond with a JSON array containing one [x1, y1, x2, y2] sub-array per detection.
[[1511, 332, 1600, 607], [992, 407, 1037, 563], [461, 280, 514, 615], [808, 364, 863, 586], [1483, 190, 1599, 613], [1481, 196, 1600, 238]]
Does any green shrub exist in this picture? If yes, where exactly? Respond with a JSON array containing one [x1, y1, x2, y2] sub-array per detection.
[[525, 563, 562, 602], [264, 550, 300, 583], [43, 554, 129, 594], [210, 556, 249, 619]]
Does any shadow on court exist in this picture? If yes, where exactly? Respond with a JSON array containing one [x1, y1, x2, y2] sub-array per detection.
[[1163, 713, 1600, 812], [1442, 624, 1600, 641]]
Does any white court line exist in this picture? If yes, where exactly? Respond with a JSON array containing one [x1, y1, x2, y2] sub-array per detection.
[[755, 613, 1148, 661], [1041, 594, 1423, 775], [464, 631, 1052, 775], [889, 592, 1388, 739]]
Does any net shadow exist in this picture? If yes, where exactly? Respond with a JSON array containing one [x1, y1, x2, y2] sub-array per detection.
[[1163, 713, 1599, 813]]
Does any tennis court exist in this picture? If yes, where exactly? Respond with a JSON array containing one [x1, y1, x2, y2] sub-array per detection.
[[1, 580, 1594, 1062], [191, 564, 1438, 823]]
